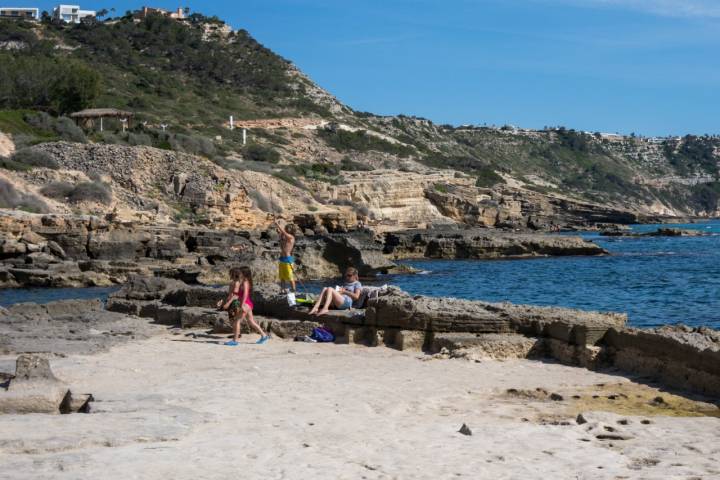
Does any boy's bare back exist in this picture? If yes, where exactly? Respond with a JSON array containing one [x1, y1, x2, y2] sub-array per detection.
[[277, 221, 296, 257]]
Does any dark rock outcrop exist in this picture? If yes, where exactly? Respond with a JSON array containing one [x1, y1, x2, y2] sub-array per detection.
[[384, 227, 607, 259], [600, 228, 709, 238], [0, 211, 397, 288]]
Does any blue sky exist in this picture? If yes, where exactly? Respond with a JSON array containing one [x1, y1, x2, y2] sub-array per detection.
[[10, 0, 720, 136]]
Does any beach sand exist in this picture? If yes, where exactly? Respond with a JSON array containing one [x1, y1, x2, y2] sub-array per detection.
[[1, 331, 719, 480]]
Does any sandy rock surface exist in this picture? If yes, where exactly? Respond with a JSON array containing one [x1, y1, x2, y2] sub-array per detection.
[[0, 133, 14, 158], [0, 333, 718, 480]]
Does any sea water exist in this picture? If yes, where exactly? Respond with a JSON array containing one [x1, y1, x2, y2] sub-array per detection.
[[391, 221, 720, 328], [1, 221, 718, 329]]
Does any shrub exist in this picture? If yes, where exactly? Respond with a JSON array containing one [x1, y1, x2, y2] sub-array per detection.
[[475, 167, 505, 188], [0, 156, 32, 171], [128, 132, 153, 146], [0, 54, 101, 114], [24, 111, 55, 131], [97, 131, 121, 144], [170, 134, 216, 157], [340, 157, 374, 171], [10, 148, 58, 169], [272, 171, 305, 189], [54, 116, 86, 143], [0, 178, 48, 212], [68, 181, 112, 204], [318, 128, 415, 157], [21, 112, 85, 143], [689, 182, 720, 213], [294, 163, 340, 177], [243, 144, 279, 163], [40, 181, 75, 199]]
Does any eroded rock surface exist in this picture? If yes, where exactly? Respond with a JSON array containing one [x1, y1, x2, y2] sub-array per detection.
[[0, 298, 165, 355], [0, 211, 396, 288], [600, 228, 710, 237], [605, 325, 720, 397], [384, 227, 607, 259], [0, 354, 91, 414]]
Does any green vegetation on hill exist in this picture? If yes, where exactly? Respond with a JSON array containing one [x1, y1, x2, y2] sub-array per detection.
[[0, 14, 323, 156], [665, 135, 718, 175], [0, 12, 718, 216], [318, 128, 415, 157]]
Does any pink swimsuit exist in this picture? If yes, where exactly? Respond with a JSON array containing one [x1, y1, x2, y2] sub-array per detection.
[[234, 284, 253, 309]]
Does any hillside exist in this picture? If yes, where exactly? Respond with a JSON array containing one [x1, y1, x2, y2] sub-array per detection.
[[0, 11, 718, 229]]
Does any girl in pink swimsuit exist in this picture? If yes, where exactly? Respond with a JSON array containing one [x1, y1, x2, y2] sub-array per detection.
[[217, 266, 268, 346]]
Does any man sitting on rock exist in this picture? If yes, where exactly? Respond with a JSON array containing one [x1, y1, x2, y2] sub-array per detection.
[[276, 220, 297, 293]]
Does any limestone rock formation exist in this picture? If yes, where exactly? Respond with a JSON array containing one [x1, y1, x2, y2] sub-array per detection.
[[0, 354, 92, 414], [605, 325, 720, 397], [0, 211, 397, 288], [384, 227, 607, 259]]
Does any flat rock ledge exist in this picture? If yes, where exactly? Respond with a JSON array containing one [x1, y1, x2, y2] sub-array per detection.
[[107, 277, 720, 399], [384, 227, 607, 259], [600, 228, 710, 238]]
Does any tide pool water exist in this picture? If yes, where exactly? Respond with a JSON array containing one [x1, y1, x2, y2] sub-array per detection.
[[0, 286, 120, 307], [1, 222, 718, 329]]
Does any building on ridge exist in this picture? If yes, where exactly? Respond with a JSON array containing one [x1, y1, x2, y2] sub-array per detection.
[[0, 7, 39, 20], [134, 6, 186, 20], [52, 4, 95, 23]]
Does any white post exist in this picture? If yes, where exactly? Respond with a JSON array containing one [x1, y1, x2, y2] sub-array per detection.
[[229, 115, 234, 130], [120, 118, 127, 133], [242, 128, 247, 145], [100, 117, 103, 132]]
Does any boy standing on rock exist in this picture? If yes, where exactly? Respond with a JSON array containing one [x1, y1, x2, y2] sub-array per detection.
[[276, 220, 297, 293]]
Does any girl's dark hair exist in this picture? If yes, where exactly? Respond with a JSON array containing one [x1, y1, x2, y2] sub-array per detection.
[[229, 267, 243, 280], [239, 266, 253, 293]]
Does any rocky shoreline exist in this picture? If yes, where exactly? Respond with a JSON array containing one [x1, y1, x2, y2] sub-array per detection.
[[384, 227, 607, 259], [0, 211, 606, 289], [93, 276, 719, 400], [2, 278, 719, 479], [2, 275, 718, 413], [600, 227, 712, 238]]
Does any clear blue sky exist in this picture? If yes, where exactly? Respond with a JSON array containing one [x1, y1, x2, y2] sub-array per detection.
[[12, 0, 720, 136]]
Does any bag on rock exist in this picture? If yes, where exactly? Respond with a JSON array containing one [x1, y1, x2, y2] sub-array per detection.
[[310, 327, 335, 343]]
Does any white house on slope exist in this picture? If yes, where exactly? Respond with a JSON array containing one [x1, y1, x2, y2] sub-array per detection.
[[52, 4, 95, 23], [0, 7, 39, 20]]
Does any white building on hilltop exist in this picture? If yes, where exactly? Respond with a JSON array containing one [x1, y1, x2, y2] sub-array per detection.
[[0, 7, 39, 20], [52, 4, 96, 23]]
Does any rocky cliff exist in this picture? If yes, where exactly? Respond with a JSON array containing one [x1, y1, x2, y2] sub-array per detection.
[[1, 14, 718, 226]]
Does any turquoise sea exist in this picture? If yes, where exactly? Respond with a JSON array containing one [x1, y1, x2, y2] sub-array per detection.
[[1, 221, 719, 329]]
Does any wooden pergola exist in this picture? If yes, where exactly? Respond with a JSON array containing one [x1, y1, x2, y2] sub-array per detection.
[[70, 108, 134, 132]]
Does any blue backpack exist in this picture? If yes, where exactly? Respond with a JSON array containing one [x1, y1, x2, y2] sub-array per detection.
[[310, 327, 335, 343]]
